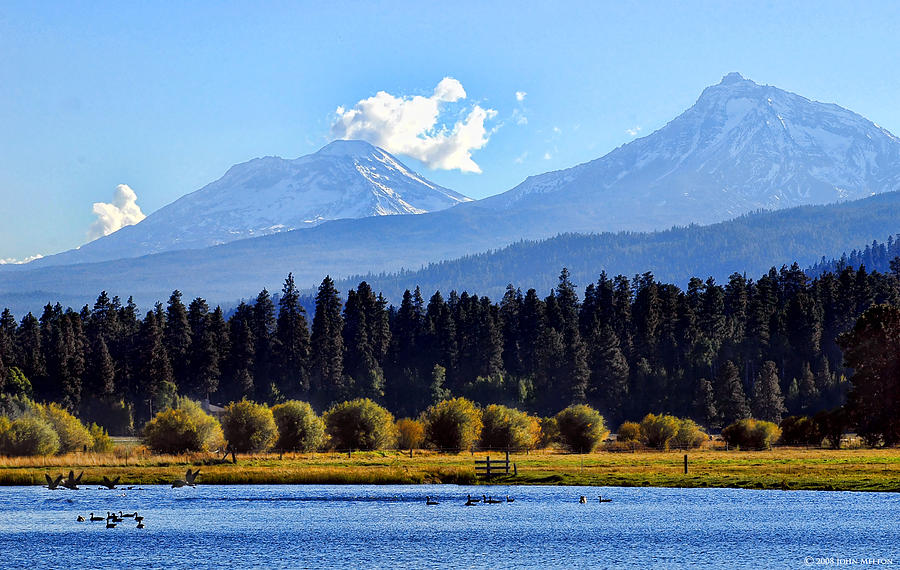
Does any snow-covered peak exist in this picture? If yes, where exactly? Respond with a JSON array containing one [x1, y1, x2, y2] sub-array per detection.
[[478, 73, 900, 231], [36, 140, 472, 266]]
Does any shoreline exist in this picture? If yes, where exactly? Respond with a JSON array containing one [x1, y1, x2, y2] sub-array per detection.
[[2, 448, 898, 492]]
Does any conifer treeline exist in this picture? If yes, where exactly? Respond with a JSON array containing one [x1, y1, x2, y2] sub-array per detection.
[[1, 264, 898, 433]]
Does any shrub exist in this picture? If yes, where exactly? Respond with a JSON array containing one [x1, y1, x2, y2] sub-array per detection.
[[89, 423, 115, 453], [479, 404, 541, 450], [0, 415, 60, 456], [722, 418, 781, 449], [554, 404, 608, 453], [639, 413, 680, 449], [272, 400, 326, 452], [4, 368, 32, 398], [324, 398, 395, 451], [779, 415, 822, 446], [671, 418, 707, 449], [423, 397, 483, 452], [143, 398, 224, 454], [616, 421, 641, 443], [34, 403, 93, 453], [221, 399, 277, 453], [539, 417, 559, 448], [396, 418, 425, 450]]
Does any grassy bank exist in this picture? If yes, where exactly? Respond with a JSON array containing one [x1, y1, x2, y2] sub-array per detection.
[[1, 448, 898, 491]]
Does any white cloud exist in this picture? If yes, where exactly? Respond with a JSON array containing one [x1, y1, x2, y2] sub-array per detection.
[[626, 126, 642, 136], [331, 77, 497, 173], [515, 91, 527, 102], [552, 126, 561, 134], [543, 152, 552, 160], [513, 109, 528, 125], [0, 253, 44, 265], [88, 184, 146, 241]]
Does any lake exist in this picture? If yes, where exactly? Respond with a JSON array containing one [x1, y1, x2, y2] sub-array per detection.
[[0, 484, 897, 568]]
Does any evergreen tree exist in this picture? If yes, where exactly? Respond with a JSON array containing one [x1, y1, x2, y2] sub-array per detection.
[[693, 377, 718, 429], [310, 276, 345, 404], [587, 323, 629, 423], [252, 289, 276, 394], [164, 290, 192, 390], [276, 274, 311, 397], [187, 297, 222, 399], [227, 302, 256, 400], [752, 360, 787, 423], [715, 360, 750, 425], [138, 311, 174, 421]]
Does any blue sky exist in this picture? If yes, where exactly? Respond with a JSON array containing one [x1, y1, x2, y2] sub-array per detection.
[[2, 1, 899, 261]]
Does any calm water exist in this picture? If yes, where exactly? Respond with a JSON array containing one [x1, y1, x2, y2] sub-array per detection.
[[0, 484, 897, 568]]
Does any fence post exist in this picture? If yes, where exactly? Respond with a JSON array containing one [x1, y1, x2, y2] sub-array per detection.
[[505, 450, 510, 474], [684, 454, 688, 474]]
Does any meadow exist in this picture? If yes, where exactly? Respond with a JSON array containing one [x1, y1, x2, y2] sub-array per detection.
[[1, 445, 898, 492]]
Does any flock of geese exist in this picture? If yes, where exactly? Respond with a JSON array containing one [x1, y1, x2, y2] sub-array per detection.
[[76, 510, 145, 529], [424, 494, 613, 505], [46, 468, 202, 530]]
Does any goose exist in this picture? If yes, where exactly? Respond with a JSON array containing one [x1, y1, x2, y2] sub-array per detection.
[[134, 514, 144, 523], [136, 521, 145, 529], [107, 512, 123, 523], [100, 476, 120, 490], [506, 495, 514, 503], [598, 495, 612, 503], [76, 515, 85, 522], [579, 496, 587, 504], [464, 494, 478, 506], [120, 511, 137, 518], [62, 470, 83, 490], [89, 513, 104, 522], [426, 496, 439, 505], [172, 468, 201, 488], [44, 474, 64, 490], [106, 520, 116, 529], [466, 494, 480, 503], [485, 496, 502, 504]]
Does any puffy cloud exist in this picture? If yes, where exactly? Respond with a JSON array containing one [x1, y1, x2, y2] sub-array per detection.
[[88, 184, 146, 241], [0, 253, 44, 265], [626, 126, 642, 136], [331, 77, 497, 173], [515, 91, 527, 102]]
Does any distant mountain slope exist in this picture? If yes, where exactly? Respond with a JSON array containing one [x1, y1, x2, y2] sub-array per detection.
[[337, 192, 900, 301], [33, 140, 470, 267], [3, 191, 900, 316], [476, 72, 900, 232]]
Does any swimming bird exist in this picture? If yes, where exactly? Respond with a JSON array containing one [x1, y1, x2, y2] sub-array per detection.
[[134, 514, 144, 523], [485, 496, 502, 504], [89, 513, 104, 522], [62, 470, 83, 490], [465, 494, 478, 506], [76, 515, 85, 522], [119, 511, 137, 518], [506, 495, 514, 503], [466, 494, 480, 503], [106, 520, 116, 529], [426, 496, 439, 505], [598, 496, 612, 503], [579, 496, 586, 504], [100, 475, 120, 490], [136, 521, 145, 529], [44, 474, 64, 490], [107, 512, 123, 523]]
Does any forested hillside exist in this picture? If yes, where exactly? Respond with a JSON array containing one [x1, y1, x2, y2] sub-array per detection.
[[3, 260, 897, 434], [339, 192, 900, 301]]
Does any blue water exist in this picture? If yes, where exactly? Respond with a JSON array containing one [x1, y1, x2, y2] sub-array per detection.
[[0, 484, 897, 568]]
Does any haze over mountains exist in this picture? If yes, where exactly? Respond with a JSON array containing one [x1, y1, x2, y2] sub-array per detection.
[[3, 73, 900, 314]]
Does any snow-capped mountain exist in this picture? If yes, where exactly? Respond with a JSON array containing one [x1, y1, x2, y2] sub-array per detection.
[[36, 140, 470, 266], [478, 72, 900, 230]]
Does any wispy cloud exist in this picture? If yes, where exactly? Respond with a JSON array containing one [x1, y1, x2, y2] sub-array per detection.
[[626, 126, 642, 136], [331, 77, 497, 173], [0, 253, 44, 265], [514, 151, 528, 164], [543, 152, 552, 160], [88, 184, 146, 241], [515, 91, 527, 102]]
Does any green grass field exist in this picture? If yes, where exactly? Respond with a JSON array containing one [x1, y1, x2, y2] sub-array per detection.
[[2, 447, 899, 491]]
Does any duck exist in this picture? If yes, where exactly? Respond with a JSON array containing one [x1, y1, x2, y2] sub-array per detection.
[[76, 515, 85, 522], [579, 496, 587, 504], [426, 496, 439, 505], [89, 513, 104, 522], [506, 495, 514, 503]]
